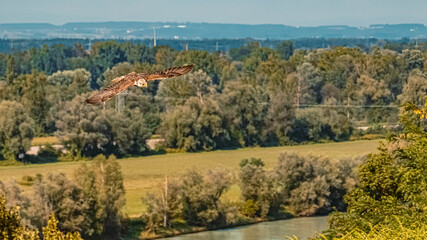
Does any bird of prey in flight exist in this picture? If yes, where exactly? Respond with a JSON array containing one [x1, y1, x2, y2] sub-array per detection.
[[85, 64, 194, 104]]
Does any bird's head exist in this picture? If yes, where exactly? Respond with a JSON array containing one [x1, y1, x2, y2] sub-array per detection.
[[135, 79, 148, 88]]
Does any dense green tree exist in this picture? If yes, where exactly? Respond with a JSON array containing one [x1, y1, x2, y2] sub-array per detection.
[[21, 71, 51, 135], [141, 176, 181, 231], [154, 46, 177, 68], [356, 74, 392, 123], [173, 50, 221, 84], [238, 158, 275, 218], [56, 93, 150, 158], [55, 94, 103, 158], [0, 54, 7, 80], [254, 55, 287, 92], [365, 48, 405, 100], [266, 91, 295, 145], [157, 70, 214, 108], [74, 164, 102, 237], [326, 101, 427, 237], [73, 155, 126, 237], [124, 42, 154, 64], [99, 155, 126, 236], [398, 69, 427, 106], [229, 42, 256, 61], [28, 44, 71, 75], [180, 168, 232, 227], [218, 62, 239, 89], [0, 101, 34, 161], [0, 180, 36, 228], [316, 47, 363, 89], [289, 104, 352, 143], [273, 153, 348, 216], [219, 81, 268, 147], [356, 74, 390, 104], [399, 49, 424, 70], [32, 173, 89, 233], [276, 40, 294, 60], [242, 47, 276, 76], [159, 96, 228, 151], [48, 69, 91, 101], [100, 62, 134, 89], [0, 72, 27, 102], [321, 82, 340, 102], [296, 62, 323, 104], [85, 41, 127, 88], [5, 55, 17, 84]]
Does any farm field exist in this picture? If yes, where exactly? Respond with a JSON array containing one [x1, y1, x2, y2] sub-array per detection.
[[0, 140, 380, 216]]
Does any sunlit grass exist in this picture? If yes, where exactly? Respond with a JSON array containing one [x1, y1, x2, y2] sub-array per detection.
[[0, 140, 380, 217]]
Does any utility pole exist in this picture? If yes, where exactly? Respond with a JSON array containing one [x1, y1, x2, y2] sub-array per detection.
[[116, 94, 124, 113], [347, 95, 350, 119], [163, 176, 168, 228], [86, 39, 93, 52], [296, 75, 301, 107], [116, 90, 129, 113], [153, 27, 157, 47], [216, 41, 219, 51]]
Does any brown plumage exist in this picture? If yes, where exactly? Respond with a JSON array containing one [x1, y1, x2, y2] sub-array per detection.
[[85, 64, 194, 104]]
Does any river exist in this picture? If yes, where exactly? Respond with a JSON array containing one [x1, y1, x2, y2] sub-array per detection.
[[161, 216, 329, 240]]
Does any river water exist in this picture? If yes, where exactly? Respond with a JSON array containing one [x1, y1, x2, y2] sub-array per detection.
[[161, 216, 329, 240]]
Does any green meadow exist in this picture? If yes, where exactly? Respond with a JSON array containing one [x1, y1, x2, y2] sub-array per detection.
[[0, 140, 380, 217]]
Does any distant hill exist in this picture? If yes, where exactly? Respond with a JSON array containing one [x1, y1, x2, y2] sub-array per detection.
[[0, 22, 426, 40]]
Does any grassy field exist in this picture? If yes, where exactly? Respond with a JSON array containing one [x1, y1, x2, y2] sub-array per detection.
[[0, 140, 380, 217]]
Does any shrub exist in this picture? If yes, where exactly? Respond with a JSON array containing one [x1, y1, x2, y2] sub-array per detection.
[[37, 144, 60, 158], [240, 199, 259, 218]]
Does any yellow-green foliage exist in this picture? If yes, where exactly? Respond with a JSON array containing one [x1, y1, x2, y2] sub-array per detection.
[[322, 99, 427, 239], [0, 196, 83, 240], [322, 222, 427, 240], [0, 196, 39, 240], [42, 214, 83, 240], [286, 222, 427, 240]]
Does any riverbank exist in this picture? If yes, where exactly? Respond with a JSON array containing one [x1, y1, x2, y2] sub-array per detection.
[[131, 216, 329, 240], [127, 215, 291, 240]]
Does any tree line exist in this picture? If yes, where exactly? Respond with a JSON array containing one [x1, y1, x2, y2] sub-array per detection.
[[140, 153, 364, 236], [1, 100, 425, 239], [0, 40, 426, 162], [0, 152, 362, 239], [1, 37, 424, 54], [0, 155, 126, 239]]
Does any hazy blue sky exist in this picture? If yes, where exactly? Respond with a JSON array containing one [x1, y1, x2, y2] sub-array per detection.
[[1, 0, 426, 26]]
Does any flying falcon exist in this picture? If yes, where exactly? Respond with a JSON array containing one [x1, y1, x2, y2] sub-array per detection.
[[85, 64, 194, 104]]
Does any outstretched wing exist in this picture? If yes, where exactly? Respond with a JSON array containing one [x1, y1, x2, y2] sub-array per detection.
[[144, 64, 194, 81], [85, 79, 134, 104]]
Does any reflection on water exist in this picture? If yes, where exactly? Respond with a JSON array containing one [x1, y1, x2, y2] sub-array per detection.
[[162, 216, 329, 240]]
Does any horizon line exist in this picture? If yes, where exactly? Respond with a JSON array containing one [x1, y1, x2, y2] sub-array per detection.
[[0, 21, 426, 28]]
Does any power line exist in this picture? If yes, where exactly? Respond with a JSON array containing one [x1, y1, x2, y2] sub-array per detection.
[[297, 104, 400, 108], [146, 96, 401, 108]]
